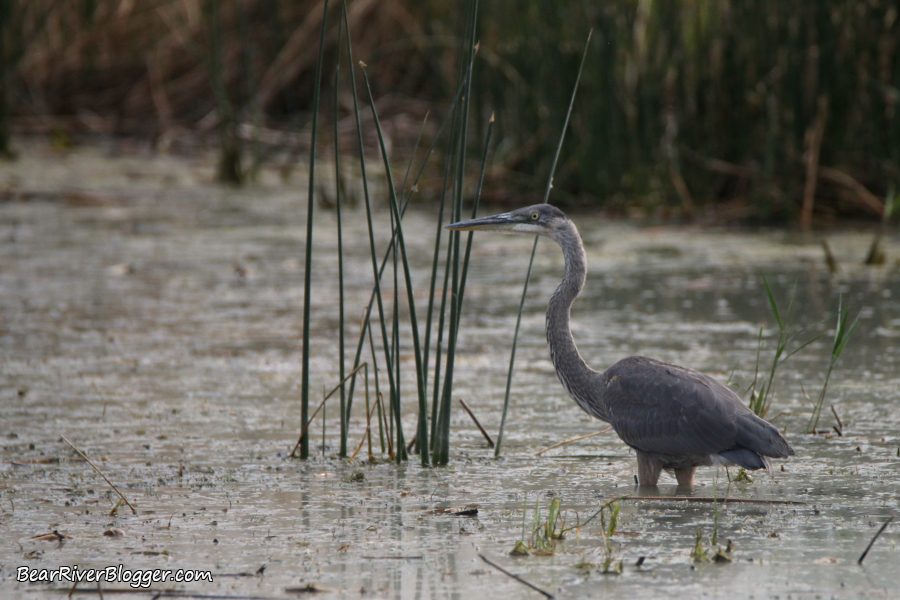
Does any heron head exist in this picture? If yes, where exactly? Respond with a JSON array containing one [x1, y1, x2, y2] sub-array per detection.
[[445, 203, 569, 238]]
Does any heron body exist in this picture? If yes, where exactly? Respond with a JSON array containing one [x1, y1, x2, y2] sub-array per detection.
[[447, 203, 794, 487]]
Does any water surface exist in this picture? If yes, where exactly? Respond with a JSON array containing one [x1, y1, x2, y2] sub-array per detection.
[[1, 144, 899, 599]]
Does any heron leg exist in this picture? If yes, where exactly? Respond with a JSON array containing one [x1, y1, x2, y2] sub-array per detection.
[[674, 467, 697, 487], [636, 451, 662, 486]]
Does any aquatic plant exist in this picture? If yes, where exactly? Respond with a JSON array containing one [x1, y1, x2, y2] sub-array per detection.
[[691, 530, 734, 564], [570, 498, 624, 574], [509, 496, 566, 556], [297, 0, 331, 459], [294, 0, 498, 465], [598, 499, 622, 574], [806, 297, 859, 433], [747, 277, 818, 418]]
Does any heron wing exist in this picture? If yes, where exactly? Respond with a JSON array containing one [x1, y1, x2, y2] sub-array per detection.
[[601, 356, 791, 458]]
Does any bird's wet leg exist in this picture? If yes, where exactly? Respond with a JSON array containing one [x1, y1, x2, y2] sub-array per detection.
[[636, 452, 662, 486], [674, 467, 697, 487]]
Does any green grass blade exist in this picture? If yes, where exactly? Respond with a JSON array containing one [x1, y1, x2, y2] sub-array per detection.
[[430, 239, 453, 447], [807, 296, 859, 432], [762, 275, 783, 331]]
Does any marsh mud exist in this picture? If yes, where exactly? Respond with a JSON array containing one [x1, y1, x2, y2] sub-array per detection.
[[1, 142, 899, 599]]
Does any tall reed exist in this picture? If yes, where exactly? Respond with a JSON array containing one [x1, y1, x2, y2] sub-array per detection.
[[495, 30, 593, 457], [333, 23, 347, 457], [432, 0, 480, 467], [296, 0, 330, 460], [339, 0, 403, 460]]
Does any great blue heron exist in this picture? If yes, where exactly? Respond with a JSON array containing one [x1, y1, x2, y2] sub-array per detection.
[[447, 203, 794, 487]]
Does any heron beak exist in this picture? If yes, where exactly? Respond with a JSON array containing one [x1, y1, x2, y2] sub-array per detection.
[[445, 212, 519, 232]]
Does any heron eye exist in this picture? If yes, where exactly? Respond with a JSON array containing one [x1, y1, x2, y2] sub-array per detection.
[[530, 212, 539, 220]]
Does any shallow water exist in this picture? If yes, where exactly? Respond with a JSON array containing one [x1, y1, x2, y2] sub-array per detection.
[[1, 143, 899, 599]]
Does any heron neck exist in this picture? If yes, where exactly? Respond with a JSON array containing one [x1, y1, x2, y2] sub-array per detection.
[[545, 224, 604, 417]]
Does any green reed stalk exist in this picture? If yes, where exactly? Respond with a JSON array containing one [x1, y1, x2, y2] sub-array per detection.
[[295, 0, 330, 459], [424, 85, 468, 449], [425, 32, 471, 452], [333, 21, 348, 457], [343, 84, 462, 437], [361, 67, 435, 464], [431, 114, 493, 450], [366, 319, 386, 454], [382, 115, 429, 455], [339, 1, 399, 455], [424, 137, 457, 446], [433, 0, 479, 467], [495, 29, 592, 457], [456, 114, 494, 320]]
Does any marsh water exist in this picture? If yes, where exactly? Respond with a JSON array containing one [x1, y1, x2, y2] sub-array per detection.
[[1, 143, 899, 599]]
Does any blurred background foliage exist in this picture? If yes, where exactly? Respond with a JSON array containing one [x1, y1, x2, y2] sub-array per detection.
[[1, 0, 898, 223]]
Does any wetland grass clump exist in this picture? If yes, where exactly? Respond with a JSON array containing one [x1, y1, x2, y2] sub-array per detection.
[[509, 496, 566, 556], [745, 278, 859, 433], [571, 499, 623, 574], [691, 528, 734, 564], [597, 499, 622, 575], [747, 277, 817, 419]]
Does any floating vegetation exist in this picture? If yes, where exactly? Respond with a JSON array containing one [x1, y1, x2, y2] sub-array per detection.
[[529, 497, 566, 555], [691, 528, 735, 564], [730, 467, 753, 484], [597, 499, 622, 575]]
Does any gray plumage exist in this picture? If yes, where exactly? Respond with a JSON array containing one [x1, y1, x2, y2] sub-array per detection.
[[447, 204, 794, 486]]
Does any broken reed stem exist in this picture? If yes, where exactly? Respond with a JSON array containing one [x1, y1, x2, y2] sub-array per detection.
[[858, 516, 893, 565], [60, 436, 137, 515], [349, 397, 381, 462], [364, 361, 373, 458], [601, 496, 806, 506], [478, 554, 554, 599], [534, 426, 613, 456], [458, 398, 494, 448], [830, 404, 843, 432], [290, 363, 367, 458], [377, 392, 393, 460]]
